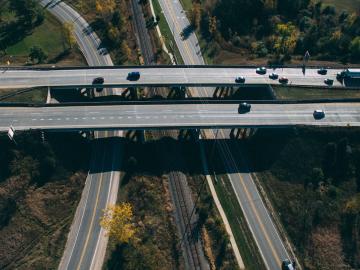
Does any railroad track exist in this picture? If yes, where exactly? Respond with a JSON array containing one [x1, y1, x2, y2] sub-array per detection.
[[129, 1, 208, 268]]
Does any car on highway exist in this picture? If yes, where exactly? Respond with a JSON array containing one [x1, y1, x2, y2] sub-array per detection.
[[256, 66, 267, 75], [279, 76, 289, 84], [269, 72, 278, 80], [92, 77, 104, 92], [235, 76, 246, 83], [313, 109, 325, 119], [127, 71, 140, 81], [238, 102, 251, 114], [324, 78, 334, 86], [318, 67, 327, 75], [281, 259, 295, 270]]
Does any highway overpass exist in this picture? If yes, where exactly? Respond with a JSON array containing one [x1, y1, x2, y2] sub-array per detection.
[[1, 103, 359, 132], [1, 66, 358, 89]]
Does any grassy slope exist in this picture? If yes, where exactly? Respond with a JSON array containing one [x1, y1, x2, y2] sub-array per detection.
[[6, 13, 67, 57], [0, 132, 89, 269], [152, 0, 184, 64], [274, 86, 360, 100], [322, 0, 360, 13]]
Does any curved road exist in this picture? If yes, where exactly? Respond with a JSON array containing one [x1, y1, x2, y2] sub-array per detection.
[[38, 1, 122, 270]]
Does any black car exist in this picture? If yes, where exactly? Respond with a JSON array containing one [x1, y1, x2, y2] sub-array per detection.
[[313, 109, 325, 119], [318, 68, 327, 75], [324, 78, 334, 86], [92, 77, 104, 92], [127, 71, 140, 81], [279, 77, 288, 84], [235, 76, 246, 83], [256, 66, 267, 75], [238, 102, 251, 114], [269, 72, 278, 80]]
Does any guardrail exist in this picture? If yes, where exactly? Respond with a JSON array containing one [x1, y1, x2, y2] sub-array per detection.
[[0, 64, 359, 71], [1, 98, 360, 108]]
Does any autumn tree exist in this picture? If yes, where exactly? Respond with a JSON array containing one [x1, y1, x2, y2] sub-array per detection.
[[100, 203, 136, 243], [121, 41, 132, 61], [95, 0, 116, 21], [274, 22, 298, 55], [208, 15, 217, 38], [191, 3, 201, 29], [63, 22, 76, 49]]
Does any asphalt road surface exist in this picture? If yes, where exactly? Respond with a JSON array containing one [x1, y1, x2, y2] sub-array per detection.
[[38, 1, 121, 270], [1, 67, 357, 89], [156, 0, 296, 268], [1, 103, 359, 132]]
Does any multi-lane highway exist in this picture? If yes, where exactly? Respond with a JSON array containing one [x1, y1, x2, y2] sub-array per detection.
[[38, 1, 121, 270], [1, 66, 356, 89], [156, 0, 295, 269], [1, 103, 360, 132]]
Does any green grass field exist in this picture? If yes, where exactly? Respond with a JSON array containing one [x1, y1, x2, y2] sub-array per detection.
[[6, 13, 68, 58], [0, 88, 48, 103], [179, 0, 193, 12], [274, 86, 360, 100]]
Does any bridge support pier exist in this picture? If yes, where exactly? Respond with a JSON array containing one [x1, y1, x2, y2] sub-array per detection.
[[178, 129, 200, 141], [230, 128, 258, 140]]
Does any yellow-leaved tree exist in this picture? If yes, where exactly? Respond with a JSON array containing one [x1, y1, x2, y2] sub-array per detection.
[[100, 203, 136, 243], [274, 22, 298, 55], [63, 22, 76, 49], [95, 0, 116, 20]]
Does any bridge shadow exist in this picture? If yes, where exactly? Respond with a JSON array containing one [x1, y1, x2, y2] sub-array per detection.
[[87, 132, 285, 176]]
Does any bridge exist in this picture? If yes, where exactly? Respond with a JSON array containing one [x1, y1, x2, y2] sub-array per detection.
[[1, 102, 359, 132], [1, 66, 357, 89]]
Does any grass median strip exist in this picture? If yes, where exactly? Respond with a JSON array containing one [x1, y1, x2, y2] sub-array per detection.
[[152, 0, 184, 64]]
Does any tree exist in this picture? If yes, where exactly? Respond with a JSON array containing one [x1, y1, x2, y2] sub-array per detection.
[[95, 0, 116, 20], [29, 46, 47, 64], [350, 36, 360, 62], [100, 203, 136, 243], [191, 3, 201, 29], [208, 15, 217, 38], [274, 22, 299, 55], [121, 41, 132, 61], [63, 22, 76, 49]]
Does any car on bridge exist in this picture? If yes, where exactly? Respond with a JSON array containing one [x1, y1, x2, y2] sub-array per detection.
[[313, 109, 325, 119], [256, 66, 267, 75], [235, 76, 246, 83], [127, 71, 140, 81], [324, 78, 334, 86], [92, 77, 104, 92], [318, 67, 327, 75], [238, 102, 251, 114], [279, 77, 289, 84], [269, 72, 278, 80]]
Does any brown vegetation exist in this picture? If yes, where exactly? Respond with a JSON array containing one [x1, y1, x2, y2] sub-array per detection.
[[0, 131, 89, 269]]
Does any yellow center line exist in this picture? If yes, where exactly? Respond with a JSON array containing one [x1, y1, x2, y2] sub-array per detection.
[[218, 129, 282, 267], [162, 0, 282, 267], [162, 0, 195, 65], [76, 131, 108, 270]]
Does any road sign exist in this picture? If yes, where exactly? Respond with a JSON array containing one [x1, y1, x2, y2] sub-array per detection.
[[304, 51, 310, 62], [7, 126, 15, 140]]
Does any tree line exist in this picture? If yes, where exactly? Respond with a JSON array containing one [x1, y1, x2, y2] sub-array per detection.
[[191, 0, 360, 63]]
